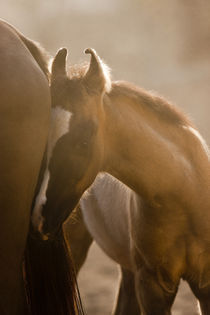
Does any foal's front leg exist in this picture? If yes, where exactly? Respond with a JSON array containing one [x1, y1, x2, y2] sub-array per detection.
[[134, 266, 178, 315], [112, 267, 140, 315], [63, 206, 93, 273]]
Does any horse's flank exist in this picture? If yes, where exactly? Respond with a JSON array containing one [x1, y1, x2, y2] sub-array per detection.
[[0, 19, 50, 79], [0, 19, 84, 315], [0, 19, 50, 314]]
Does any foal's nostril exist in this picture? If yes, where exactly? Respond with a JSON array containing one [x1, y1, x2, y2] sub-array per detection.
[[29, 224, 49, 242], [41, 216, 63, 241], [40, 233, 50, 241]]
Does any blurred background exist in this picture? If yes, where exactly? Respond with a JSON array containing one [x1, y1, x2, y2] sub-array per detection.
[[1, 1, 209, 314]]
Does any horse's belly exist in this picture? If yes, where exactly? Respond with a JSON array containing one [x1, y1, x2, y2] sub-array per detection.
[[80, 174, 133, 269]]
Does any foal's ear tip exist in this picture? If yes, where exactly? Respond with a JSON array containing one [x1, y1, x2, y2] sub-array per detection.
[[56, 47, 68, 58], [52, 48, 68, 76], [84, 48, 96, 56]]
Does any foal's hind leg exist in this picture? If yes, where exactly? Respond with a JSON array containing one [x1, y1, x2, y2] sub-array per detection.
[[112, 267, 140, 315], [134, 266, 178, 315]]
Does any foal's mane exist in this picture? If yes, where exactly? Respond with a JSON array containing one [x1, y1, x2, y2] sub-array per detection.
[[66, 61, 190, 127], [110, 81, 191, 126]]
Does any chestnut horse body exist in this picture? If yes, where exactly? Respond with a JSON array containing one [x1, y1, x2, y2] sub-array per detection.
[[0, 20, 50, 314], [34, 48, 210, 314], [0, 21, 83, 315]]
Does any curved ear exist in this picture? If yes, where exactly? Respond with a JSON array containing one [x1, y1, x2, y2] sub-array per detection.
[[51, 48, 68, 78], [84, 48, 111, 94]]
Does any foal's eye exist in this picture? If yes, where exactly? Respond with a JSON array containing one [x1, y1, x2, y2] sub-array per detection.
[[76, 140, 88, 150]]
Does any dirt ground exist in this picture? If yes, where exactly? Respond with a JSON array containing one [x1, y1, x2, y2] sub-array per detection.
[[78, 242, 199, 315]]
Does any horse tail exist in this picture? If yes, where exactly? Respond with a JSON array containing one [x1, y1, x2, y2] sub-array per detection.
[[23, 228, 84, 315], [19, 35, 51, 80]]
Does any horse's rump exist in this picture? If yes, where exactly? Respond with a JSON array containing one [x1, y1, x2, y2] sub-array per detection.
[[0, 19, 50, 314]]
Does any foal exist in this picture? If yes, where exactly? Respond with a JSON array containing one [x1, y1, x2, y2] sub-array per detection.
[[32, 48, 210, 314]]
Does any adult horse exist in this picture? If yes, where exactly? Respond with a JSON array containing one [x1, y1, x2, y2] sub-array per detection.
[[32, 48, 210, 314], [0, 21, 83, 315], [0, 19, 50, 314]]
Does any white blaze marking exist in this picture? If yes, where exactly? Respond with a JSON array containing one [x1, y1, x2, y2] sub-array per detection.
[[32, 170, 50, 233], [31, 106, 72, 234], [47, 107, 72, 162]]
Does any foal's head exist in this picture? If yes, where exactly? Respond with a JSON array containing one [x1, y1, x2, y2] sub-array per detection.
[[32, 48, 111, 238]]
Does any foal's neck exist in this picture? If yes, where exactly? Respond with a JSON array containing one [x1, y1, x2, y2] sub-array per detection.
[[102, 82, 209, 205]]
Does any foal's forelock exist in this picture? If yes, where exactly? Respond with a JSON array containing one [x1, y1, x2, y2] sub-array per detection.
[[68, 53, 111, 93], [32, 106, 72, 238]]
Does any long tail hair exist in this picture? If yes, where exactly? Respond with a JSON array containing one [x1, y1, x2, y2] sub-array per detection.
[[23, 228, 84, 315]]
